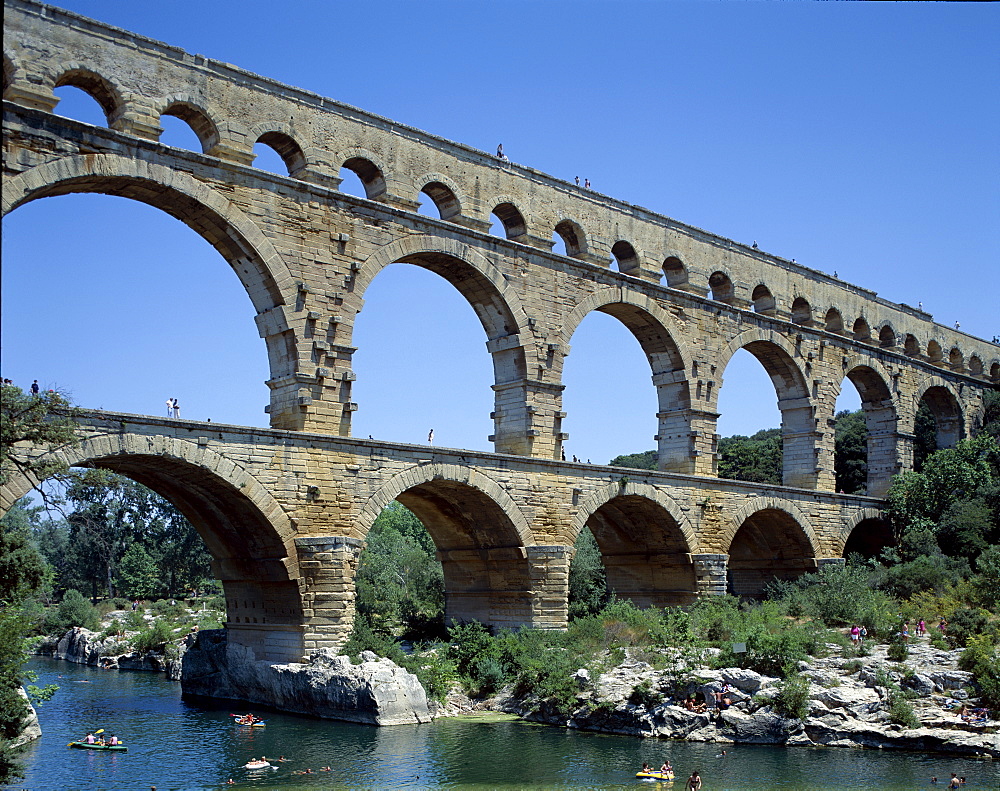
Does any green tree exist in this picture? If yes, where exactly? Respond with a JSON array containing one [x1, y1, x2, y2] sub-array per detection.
[[834, 409, 868, 494], [117, 543, 161, 599], [0, 384, 82, 487], [718, 428, 782, 484], [608, 450, 657, 470], [568, 527, 607, 619], [913, 401, 938, 471]]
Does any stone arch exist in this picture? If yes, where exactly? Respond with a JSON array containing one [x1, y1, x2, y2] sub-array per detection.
[[2, 154, 300, 425], [708, 270, 736, 304], [0, 431, 304, 661], [554, 218, 587, 258], [724, 498, 820, 596], [825, 307, 844, 334], [751, 283, 776, 315], [250, 122, 307, 177], [717, 329, 815, 488], [990, 361, 1000, 384], [155, 95, 221, 152], [611, 240, 641, 275], [878, 324, 897, 348], [490, 198, 527, 240], [948, 346, 964, 371], [51, 63, 124, 124], [926, 339, 943, 364], [417, 173, 463, 221], [853, 316, 872, 343], [904, 334, 921, 357], [837, 359, 899, 497], [561, 289, 694, 472], [791, 296, 812, 325], [839, 507, 893, 559], [662, 255, 688, 289], [968, 355, 984, 377], [573, 481, 698, 606], [914, 376, 964, 449], [339, 148, 389, 200], [358, 463, 536, 628]]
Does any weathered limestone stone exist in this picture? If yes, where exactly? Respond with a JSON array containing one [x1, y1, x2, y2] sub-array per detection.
[[12, 688, 42, 748], [180, 630, 430, 726]]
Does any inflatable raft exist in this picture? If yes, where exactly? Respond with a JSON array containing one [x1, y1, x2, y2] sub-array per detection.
[[636, 770, 674, 780], [69, 741, 127, 752]]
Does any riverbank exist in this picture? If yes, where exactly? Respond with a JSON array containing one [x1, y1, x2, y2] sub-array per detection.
[[36, 622, 998, 759]]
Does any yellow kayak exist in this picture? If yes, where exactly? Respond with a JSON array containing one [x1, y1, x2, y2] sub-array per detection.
[[637, 770, 674, 780]]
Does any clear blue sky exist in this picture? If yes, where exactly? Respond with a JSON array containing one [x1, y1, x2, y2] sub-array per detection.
[[3, 1, 997, 465]]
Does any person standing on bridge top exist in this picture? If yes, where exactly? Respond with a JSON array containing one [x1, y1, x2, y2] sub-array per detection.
[[166, 397, 174, 417], [428, 429, 434, 444], [30, 380, 40, 396], [496, 143, 506, 161], [172, 398, 180, 419]]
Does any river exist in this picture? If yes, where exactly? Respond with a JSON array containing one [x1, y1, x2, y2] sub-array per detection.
[[12, 658, 997, 790]]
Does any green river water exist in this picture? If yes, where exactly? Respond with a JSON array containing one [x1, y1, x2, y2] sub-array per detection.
[[10, 658, 997, 791]]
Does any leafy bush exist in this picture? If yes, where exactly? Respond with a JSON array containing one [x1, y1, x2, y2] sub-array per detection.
[[888, 695, 920, 729], [772, 674, 810, 720], [45, 590, 100, 633], [886, 638, 908, 662], [946, 607, 990, 648], [131, 619, 175, 653], [959, 635, 1000, 709], [124, 610, 145, 631]]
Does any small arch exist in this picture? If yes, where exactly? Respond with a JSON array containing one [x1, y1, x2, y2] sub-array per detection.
[[825, 308, 844, 333], [341, 156, 387, 200], [948, 346, 964, 371], [904, 334, 920, 357], [663, 256, 688, 289], [968, 355, 983, 377], [420, 181, 461, 221], [751, 284, 776, 315], [841, 512, 894, 560], [610, 240, 640, 274], [853, 317, 871, 343], [991, 362, 1000, 383], [791, 297, 811, 325], [708, 271, 735, 304], [878, 325, 897, 348], [554, 219, 585, 258], [725, 501, 819, 596], [53, 67, 122, 124], [254, 130, 306, 177], [926, 340, 943, 364], [491, 202, 527, 239], [917, 381, 964, 450], [159, 100, 220, 153]]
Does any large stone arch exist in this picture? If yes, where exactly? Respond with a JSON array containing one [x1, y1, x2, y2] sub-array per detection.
[[2, 154, 304, 426], [911, 374, 964, 449], [723, 497, 820, 596], [561, 289, 696, 473], [573, 481, 698, 606], [833, 356, 901, 497], [717, 329, 817, 489], [357, 463, 537, 629], [1, 430, 304, 662]]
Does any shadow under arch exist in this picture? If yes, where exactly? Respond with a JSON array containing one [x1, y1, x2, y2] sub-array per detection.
[[574, 481, 698, 606], [2, 154, 300, 424], [912, 375, 964, 450], [561, 289, 694, 473], [353, 235, 531, 453], [836, 358, 900, 497], [717, 329, 816, 488], [723, 497, 820, 596], [1, 431, 304, 662], [358, 463, 536, 630], [839, 507, 893, 560]]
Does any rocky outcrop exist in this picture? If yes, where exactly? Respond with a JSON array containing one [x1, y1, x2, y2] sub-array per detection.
[[180, 630, 431, 726], [42, 626, 169, 671], [11, 687, 42, 748], [504, 642, 999, 758]]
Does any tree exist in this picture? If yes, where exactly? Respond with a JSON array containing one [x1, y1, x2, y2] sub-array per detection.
[[834, 409, 868, 494], [568, 527, 607, 618], [0, 384, 82, 487], [608, 450, 657, 470], [718, 428, 782, 484], [117, 543, 161, 599]]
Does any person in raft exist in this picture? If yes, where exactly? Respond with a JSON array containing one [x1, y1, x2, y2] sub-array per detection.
[[641, 763, 650, 774], [84, 733, 96, 744], [661, 760, 673, 774]]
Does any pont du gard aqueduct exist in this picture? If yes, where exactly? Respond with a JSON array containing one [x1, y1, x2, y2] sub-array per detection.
[[3, 0, 998, 664]]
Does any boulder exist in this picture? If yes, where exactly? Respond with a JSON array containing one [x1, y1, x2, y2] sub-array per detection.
[[11, 688, 41, 748], [181, 630, 431, 726]]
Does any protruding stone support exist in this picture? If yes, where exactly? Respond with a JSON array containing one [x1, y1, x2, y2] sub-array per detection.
[[655, 404, 717, 476], [4, 83, 59, 112], [490, 374, 565, 459], [526, 545, 572, 630], [296, 536, 364, 655], [692, 553, 728, 597]]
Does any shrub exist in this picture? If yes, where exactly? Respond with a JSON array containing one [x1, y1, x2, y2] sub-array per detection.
[[959, 635, 1000, 709], [947, 607, 990, 648], [45, 590, 100, 633], [409, 649, 457, 703], [887, 639, 908, 662], [772, 674, 810, 720], [629, 680, 663, 707], [888, 695, 920, 729], [124, 610, 145, 631], [131, 619, 175, 653]]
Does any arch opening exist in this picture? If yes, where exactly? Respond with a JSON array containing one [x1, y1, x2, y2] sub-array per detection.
[[853, 317, 871, 343], [419, 181, 461, 221], [825, 308, 844, 334], [918, 385, 963, 454], [254, 132, 306, 177], [727, 508, 816, 597], [52, 82, 110, 127], [991, 362, 1000, 383], [160, 102, 219, 153], [949, 347, 964, 371], [791, 297, 811, 325], [491, 202, 526, 240], [751, 284, 776, 315], [927, 340, 943, 364], [879, 326, 897, 348], [663, 256, 688, 289], [838, 366, 897, 497], [341, 157, 387, 200], [611, 241, 639, 274], [554, 219, 584, 258], [584, 494, 696, 607], [53, 68, 120, 124], [969, 355, 983, 377], [904, 334, 920, 357], [709, 271, 735, 304], [843, 517, 894, 561]]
